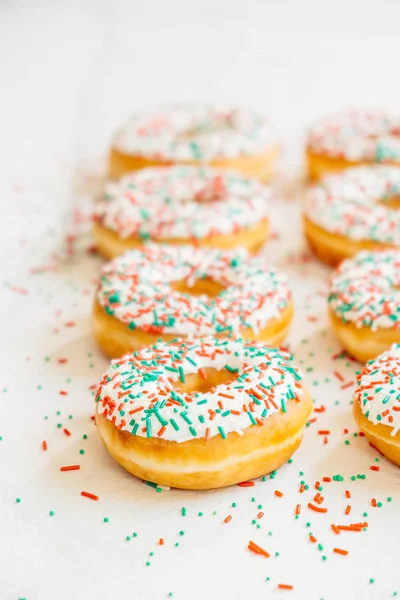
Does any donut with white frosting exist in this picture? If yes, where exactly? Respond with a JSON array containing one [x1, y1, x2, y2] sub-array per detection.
[[108, 105, 279, 181], [303, 165, 400, 266], [95, 337, 312, 489], [328, 249, 400, 362], [92, 244, 293, 358], [93, 166, 270, 258], [354, 344, 400, 467], [306, 109, 400, 180]]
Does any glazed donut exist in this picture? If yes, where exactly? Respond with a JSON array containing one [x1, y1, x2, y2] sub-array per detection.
[[108, 105, 279, 182], [93, 166, 270, 258], [95, 337, 312, 489], [354, 344, 400, 467], [304, 165, 400, 266], [328, 250, 400, 362], [93, 244, 293, 358], [307, 109, 400, 180]]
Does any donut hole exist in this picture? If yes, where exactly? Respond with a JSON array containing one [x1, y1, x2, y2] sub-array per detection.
[[378, 195, 400, 210], [170, 367, 238, 395], [172, 278, 225, 298]]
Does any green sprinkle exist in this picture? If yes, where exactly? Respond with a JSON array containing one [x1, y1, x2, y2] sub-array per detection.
[[16, 498, 21, 503], [103, 517, 109, 523], [218, 425, 227, 439], [79, 449, 84, 455], [49, 510, 55, 516], [181, 507, 187, 517]]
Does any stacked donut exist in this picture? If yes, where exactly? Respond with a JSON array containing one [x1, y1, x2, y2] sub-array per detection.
[[92, 104, 312, 489]]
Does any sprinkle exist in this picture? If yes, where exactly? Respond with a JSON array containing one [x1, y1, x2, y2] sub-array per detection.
[[333, 548, 348, 556], [60, 465, 80, 472], [274, 490, 283, 497], [224, 515, 232, 523], [81, 491, 99, 501], [308, 503, 328, 513], [248, 541, 270, 558], [277, 584, 293, 590]]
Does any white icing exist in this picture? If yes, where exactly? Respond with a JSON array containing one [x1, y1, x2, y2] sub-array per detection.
[[113, 105, 276, 160], [308, 109, 400, 161], [356, 344, 400, 436], [95, 338, 304, 443], [97, 244, 291, 336], [95, 166, 270, 240], [328, 250, 400, 331], [305, 165, 400, 245]]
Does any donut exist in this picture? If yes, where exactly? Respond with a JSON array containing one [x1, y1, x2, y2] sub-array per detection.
[[95, 337, 312, 489], [108, 105, 278, 181], [303, 165, 400, 266], [328, 250, 400, 362], [354, 344, 400, 467], [306, 109, 400, 180], [93, 244, 293, 358], [93, 165, 270, 258]]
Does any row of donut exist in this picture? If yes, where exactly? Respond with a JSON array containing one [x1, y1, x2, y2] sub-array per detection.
[[93, 244, 400, 488], [92, 105, 400, 489], [108, 105, 400, 181]]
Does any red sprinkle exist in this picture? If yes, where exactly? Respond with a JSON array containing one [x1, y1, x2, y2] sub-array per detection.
[[248, 541, 270, 558], [42, 440, 47, 451], [277, 584, 293, 590], [63, 428, 71, 436], [308, 502, 328, 513], [81, 491, 99, 501], [224, 515, 232, 523], [334, 548, 348, 556], [239, 481, 255, 487], [59, 390, 68, 396], [60, 465, 80, 472], [370, 465, 380, 472]]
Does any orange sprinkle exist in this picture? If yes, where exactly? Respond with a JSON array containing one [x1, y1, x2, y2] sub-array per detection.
[[309, 535, 317, 543], [224, 515, 232, 524], [257, 512, 264, 519], [159, 538, 164, 545], [239, 481, 255, 487], [345, 490, 351, 499], [323, 477, 331, 482], [345, 505, 351, 515], [274, 490, 284, 498], [334, 548, 348, 556], [204, 427, 210, 441], [299, 484, 305, 493], [42, 440, 47, 451], [315, 481, 321, 489], [341, 381, 354, 390], [295, 504, 301, 515], [59, 390, 68, 396], [199, 368, 207, 380], [157, 426, 166, 437], [81, 491, 99, 501], [371, 498, 377, 507], [331, 524, 340, 535], [248, 541, 270, 558], [60, 465, 80, 472], [318, 430, 330, 435], [337, 525, 363, 532], [277, 584, 293, 590], [308, 502, 328, 513], [334, 371, 344, 382]]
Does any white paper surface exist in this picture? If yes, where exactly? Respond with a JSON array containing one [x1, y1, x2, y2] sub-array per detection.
[[1, 2, 400, 599]]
